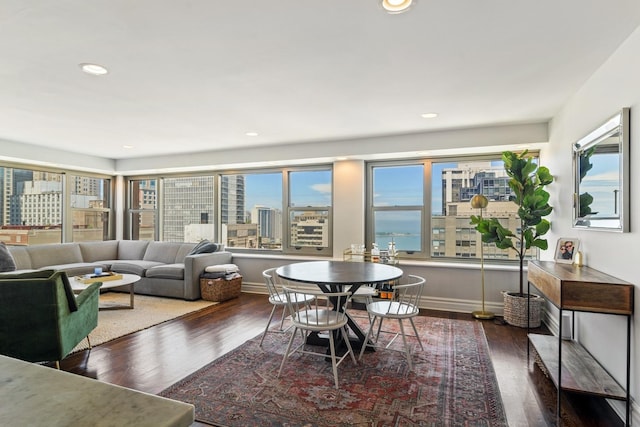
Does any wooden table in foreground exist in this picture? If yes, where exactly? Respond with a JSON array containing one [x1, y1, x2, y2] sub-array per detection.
[[527, 260, 634, 426], [0, 355, 194, 427]]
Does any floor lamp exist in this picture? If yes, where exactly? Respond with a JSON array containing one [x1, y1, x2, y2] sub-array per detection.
[[471, 194, 495, 320]]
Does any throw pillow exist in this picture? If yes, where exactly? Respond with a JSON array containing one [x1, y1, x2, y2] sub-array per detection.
[[189, 240, 219, 255], [0, 242, 17, 272]]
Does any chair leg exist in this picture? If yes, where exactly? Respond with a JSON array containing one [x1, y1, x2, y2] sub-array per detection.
[[375, 316, 385, 342], [86, 335, 92, 350], [277, 326, 298, 378], [278, 304, 287, 330], [358, 316, 376, 361], [259, 304, 278, 347], [55, 361, 60, 370], [327, 329, 339, 389], [398, 319, 413, 370], [409, 317, 423, 350], [340, 327, 357, 365], [365, 297, 373, 324]]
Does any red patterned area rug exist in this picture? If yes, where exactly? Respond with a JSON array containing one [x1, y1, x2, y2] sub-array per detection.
[[160, 315, 507, 426]]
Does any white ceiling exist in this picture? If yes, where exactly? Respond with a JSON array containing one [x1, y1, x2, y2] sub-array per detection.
[[2, 0, 640, 160]]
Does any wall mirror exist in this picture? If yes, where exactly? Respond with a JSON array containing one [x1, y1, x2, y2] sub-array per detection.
[[573, 108, 629, 232]]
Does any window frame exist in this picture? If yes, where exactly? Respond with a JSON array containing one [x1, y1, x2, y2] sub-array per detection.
[[127, 177, 158, 241], [366, 159, 430, 260], [366, 152, 539, 263], [0, 161, 114, 244], [124, 164, 333, 256], [67, 172, 114, 243]]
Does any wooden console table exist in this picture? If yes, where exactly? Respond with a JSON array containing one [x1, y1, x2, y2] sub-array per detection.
[[527, 260, 634, 426]]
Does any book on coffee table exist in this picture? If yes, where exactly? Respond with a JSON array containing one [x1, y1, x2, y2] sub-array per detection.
[[77, 272, 124, 284]]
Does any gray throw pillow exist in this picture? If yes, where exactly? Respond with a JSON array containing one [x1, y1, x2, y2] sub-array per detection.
[[0, 242, 17, 272], [189, 240, 219, 255]]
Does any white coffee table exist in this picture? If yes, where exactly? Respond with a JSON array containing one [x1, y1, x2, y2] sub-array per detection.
[[70, 273, 141, 310]]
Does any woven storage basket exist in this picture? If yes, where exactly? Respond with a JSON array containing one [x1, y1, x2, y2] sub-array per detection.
[[200, 276, 242, 302], [502, 291, 543, 328]]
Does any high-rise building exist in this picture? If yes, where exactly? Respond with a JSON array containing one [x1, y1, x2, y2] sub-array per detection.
[[251, 205, 283, 247], [290, 211, 328, 247], [1, 168, 33, 226], [221, 175, 245, 225], [14, 180, 63, 226], [162, 176, 215, 242], [434, 162, 521, 260], [440, 162, 511, 215]]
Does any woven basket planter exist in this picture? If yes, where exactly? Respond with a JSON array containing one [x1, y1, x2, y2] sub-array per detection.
[[200, 276, 242, 302], [502, 291, 543, 328]]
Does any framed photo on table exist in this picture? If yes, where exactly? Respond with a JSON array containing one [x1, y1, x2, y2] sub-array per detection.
[[554, 238, 580, 264]]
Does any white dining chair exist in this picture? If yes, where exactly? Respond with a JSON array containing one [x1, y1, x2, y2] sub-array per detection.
[[259, 268, 315, 347], [358, 275, 425, 370], [277, 286, 357, 389]]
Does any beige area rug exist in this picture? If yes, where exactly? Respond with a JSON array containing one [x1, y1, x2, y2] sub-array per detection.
[[72, 293, 216, 352]]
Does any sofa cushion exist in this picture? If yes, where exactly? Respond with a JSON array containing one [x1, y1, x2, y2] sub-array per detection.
[[146, 263, 185, 280], [189, 240, 219, 255], [176, 243, 196, 262], [110, 260, 163, 276], [79, 241, 119, 263], [117, 240, 150, 260], [6, 246, 32, 270], [27, 243, 83, 269], [0, 242, 17, 272], [143, 242, 184, 264]]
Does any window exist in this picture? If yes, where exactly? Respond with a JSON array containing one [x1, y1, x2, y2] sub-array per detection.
[[367, 155, 538, 262], [70, 174, 111, 242], [288, 169, 332, 255], [0, 167, 63, 244], [432, 158, 534, 261], [129, 179, 157, 241], [368, 164, 424, 257], [221, 172, 282, 249], [126, 166, 332, 255], [0, 165, 113, 245], [162, 176, 214, 242]]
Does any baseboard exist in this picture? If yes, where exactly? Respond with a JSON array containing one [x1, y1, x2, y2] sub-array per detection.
[[241, 281, 504, 315], [417, 295, 504, 315]]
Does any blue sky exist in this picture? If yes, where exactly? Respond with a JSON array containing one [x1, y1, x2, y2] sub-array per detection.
[[245, 170, 331, 210]]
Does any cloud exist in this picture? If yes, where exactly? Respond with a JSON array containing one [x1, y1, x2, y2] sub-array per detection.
[[311, 183, 331, 194]]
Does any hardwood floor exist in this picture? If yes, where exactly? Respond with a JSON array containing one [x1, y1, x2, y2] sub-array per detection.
[[60, 293, 622, 427]]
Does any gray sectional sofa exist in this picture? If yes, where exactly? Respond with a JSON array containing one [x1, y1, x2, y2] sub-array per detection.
[[5, 240, 232, 300]]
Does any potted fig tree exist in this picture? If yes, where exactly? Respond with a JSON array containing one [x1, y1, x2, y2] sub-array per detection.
[[470, 150, 553, 327]]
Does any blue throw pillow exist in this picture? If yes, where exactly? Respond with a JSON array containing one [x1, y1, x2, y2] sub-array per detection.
[[189, 240, 219, 255], [0, 242, 17, 272]]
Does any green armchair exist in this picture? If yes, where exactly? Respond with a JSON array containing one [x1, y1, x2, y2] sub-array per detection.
[[0, 269, 101, 368]]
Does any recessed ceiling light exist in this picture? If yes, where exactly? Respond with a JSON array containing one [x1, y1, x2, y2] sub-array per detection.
[[79, 63, 109, 76], [382, 0, 413, 14], [421, 112, 438, 119], [122, 145, 134, 149], [245, 132, 259, 137]]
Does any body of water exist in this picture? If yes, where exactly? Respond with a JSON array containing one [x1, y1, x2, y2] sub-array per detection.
[[374, 234, 421, 252]]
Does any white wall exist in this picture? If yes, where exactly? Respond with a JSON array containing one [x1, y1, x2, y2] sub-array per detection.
[[544, 25, 640, 420]]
